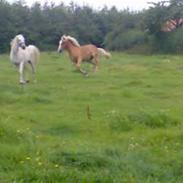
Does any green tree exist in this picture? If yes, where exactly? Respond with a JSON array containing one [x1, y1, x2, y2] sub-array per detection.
[[0, 0, 14, 52]]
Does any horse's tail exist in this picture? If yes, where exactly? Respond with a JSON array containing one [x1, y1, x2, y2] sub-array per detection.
[[97, 48, 111, 59]]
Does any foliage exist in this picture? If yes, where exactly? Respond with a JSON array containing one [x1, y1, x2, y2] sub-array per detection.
[[0, 0, 182, 53], [105, 29, 146, 50], [143, 0, 183, 53]]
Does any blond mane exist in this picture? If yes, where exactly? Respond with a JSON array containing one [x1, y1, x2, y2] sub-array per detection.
[[66, 36, 80, 47]]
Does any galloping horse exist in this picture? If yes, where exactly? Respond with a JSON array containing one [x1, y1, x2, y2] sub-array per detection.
[[57, 35, 111, 75], [10, 34, 40, 84]]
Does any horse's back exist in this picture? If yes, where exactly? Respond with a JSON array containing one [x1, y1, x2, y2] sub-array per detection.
[[80, 44, 98, 58], [81, 44, 97, 50], [26, 45, 40, 63], [27, 45, 39, 54]]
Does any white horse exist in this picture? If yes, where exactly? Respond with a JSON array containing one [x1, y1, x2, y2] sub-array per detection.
[[10, 34, 40, 84]]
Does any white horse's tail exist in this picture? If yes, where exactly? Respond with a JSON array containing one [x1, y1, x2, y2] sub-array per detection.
[[97, 48, 111, 59]]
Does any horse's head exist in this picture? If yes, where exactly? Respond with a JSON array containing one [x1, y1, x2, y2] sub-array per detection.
[[57, 35, 67, 53], [16, 34, 26, 49], [57, 35, 80, 53]]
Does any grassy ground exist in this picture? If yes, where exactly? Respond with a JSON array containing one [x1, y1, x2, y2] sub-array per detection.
[[0, 52, 183, 183]]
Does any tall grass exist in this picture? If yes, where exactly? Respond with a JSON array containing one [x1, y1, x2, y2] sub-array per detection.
[[0, 52, 183, 182]]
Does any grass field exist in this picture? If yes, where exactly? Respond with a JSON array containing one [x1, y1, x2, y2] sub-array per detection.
[[0, 52, 183, 183]]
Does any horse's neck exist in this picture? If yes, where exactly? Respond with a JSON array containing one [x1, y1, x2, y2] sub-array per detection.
[[67, 42, 79, 57], [10, 43, 25, 63], [10, 43, 19, 57]]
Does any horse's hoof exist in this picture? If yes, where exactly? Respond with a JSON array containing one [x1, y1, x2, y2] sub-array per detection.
[[84, 73, 89, 77], [19, 81, 26, 85]]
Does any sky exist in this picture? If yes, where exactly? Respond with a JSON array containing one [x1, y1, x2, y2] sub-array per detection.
[[7, 0, 162, 10]]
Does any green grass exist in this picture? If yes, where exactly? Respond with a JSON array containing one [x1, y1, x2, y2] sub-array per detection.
[[0, 52, 183, 182]]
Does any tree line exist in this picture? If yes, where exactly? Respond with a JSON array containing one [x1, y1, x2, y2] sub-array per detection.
[[0, 0, 182, 53]]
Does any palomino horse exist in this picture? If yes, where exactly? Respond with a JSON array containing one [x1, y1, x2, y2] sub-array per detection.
[[10, 34, 40, 84], [57, 35, 111, 75]]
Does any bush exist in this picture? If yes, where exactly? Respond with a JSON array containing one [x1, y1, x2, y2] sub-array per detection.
[[147, 28, 183, 53], [104, 29, 146, 51], [170, 28, 183, 53]]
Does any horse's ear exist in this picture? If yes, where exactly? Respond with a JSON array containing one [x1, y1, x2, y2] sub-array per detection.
[[62, 35, 67, 40]]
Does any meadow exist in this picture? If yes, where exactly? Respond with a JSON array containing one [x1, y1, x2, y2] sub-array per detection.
[[0, 52, 183, 183]]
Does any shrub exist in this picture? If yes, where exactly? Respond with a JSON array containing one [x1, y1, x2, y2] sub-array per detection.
[[104, 29, 146, 51]]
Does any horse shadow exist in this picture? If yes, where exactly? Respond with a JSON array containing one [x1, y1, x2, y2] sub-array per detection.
[[0, 83, 26, 94]]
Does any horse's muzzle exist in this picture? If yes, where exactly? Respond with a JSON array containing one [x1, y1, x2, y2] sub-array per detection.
[[20, 43, 26, 49], [58, 49, 63, 53]]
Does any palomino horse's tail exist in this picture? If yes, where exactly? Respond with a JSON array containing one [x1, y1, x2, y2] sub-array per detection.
[[97, 48, 111, 59]]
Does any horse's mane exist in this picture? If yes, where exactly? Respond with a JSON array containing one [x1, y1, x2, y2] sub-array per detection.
[[66, 36, 80, 47], [10, 37, 17, 47], [10, 34, 24, 48]]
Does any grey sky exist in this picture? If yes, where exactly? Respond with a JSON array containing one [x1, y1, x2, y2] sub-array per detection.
[[7, 0, 162, 10]]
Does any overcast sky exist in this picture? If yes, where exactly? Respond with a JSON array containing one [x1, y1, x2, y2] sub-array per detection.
[[7, 0, 162, 10]]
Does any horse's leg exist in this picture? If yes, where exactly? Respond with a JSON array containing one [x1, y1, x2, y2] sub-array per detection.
[[29, 61, 36, 82], [76, 59, 88, 76], [93, 56, 99, 73], [19, 62, 26, 84]]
